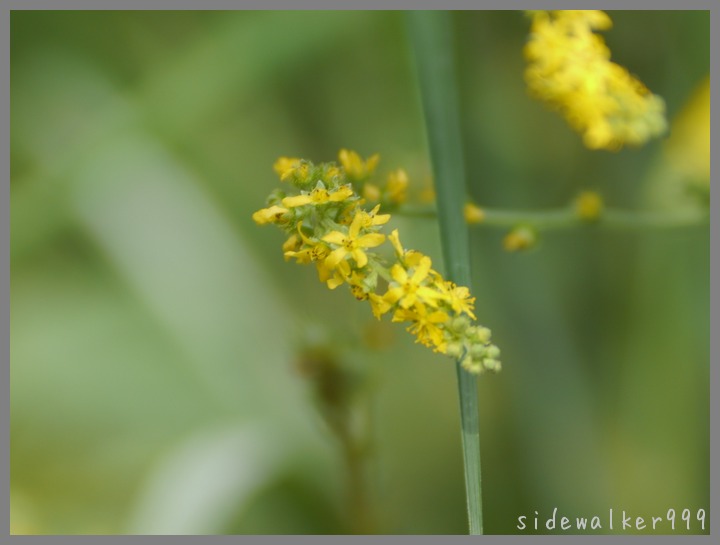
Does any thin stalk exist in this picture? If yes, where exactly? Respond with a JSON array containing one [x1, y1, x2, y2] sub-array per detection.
[[407, 10, 484, 535], [334, 419, 373, 534], [303, 347, 376, 534], [398, 204, 709, 231]]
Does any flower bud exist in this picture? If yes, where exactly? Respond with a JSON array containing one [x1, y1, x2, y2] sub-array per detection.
[[451, 316, 470, 334], [445, 342, 464, 359], [485, 345, 500, 359], [475, 326, 492, 344]]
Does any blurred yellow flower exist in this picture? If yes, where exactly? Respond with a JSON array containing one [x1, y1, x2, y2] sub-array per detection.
[[363, 182, 381, 202], [338, 149, 380, 181], [273, 156, 305, 181], [386, 169, 409, 204], [464, 202, 485, 224], [503, 225, 537, 252], [663, 76, 710, 186], [525, 10, 667, 150]]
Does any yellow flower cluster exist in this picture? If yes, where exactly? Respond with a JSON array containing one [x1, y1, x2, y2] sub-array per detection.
[[524, 10, 667, 151], [254, 150, 501, 374]]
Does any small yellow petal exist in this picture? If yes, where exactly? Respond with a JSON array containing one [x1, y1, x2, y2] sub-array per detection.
[[329, 186, 354, 202], [322, 231, 347, 245], [372, 212, 391, 226], [357, 233, 385, 249], [363, 183, 381, 202], [399, 293, 417, 309], [384, 287, 403, 305], [417, 286, 442, 305], [386, 169, 409, 204], [273, 157, 301, 180], [325, 248, 347, 269], [388, 229, 404, 257], [369, 293, 392, 319], [346, 210, 362, 238], [282, 195, 312, 208], [411, 256, 432, 283], [390, 264, 408, 284], [282, 234, 300, 252], [352, 249, 368, 268], [252, 205, 289, 225], [428, 311, 450, 323]]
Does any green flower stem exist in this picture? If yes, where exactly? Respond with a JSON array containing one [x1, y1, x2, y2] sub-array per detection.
[[371, 261, 393, 283], [335, 418, 373, 534], [407, 10, 484, 535], [398, 204, 709, 231]]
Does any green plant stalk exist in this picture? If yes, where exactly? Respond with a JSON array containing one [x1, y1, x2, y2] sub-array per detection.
[[334, 416, 373, 534], [407, 10, 484, 535], [398, 204, 709, 231]]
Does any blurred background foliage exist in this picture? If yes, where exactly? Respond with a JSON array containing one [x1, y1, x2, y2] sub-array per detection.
[[10, 10, 709, 534]]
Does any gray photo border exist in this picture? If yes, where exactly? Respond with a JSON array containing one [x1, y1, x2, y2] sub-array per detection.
[[2, 1, 716, 544]]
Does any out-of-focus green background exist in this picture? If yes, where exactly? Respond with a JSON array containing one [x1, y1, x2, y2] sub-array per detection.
[[11, 11, 709, 535]]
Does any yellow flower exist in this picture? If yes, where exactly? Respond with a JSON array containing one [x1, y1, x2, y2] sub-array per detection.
[[437, 281, 477, 320], [281, 185, 354, 208], [663, 76, 710, 185], [323, 165, 341, 183], [392, 303, 450, 353], [284, 226, 328, 265], [386, 169, 409, 204], [321, 258, 352, 289], [252, 205, 290, 225], [323, 211, 386, 269], [387, 229, 426, 269], [283, 223, 338, 276], [355, 204, 391, 230], [464, 202, 485, 224], [403, 250, 426, 268], [384, 254, 443, 309], [525, 10, 666, 150], [338, 149, 379, 181], [369, 292, 392, 319], [348, 271, 370, 301], [363, 183, 381, 202], [388, 229, 404, 258], [273, 157, 307, 182], [256, 151, 501, 374], [283, 223, 352, 288], [282, 234, 301, 254], [503, 225, 537, 252]]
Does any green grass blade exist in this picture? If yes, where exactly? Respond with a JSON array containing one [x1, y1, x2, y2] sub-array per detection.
[[407, 10, 484, 535]]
